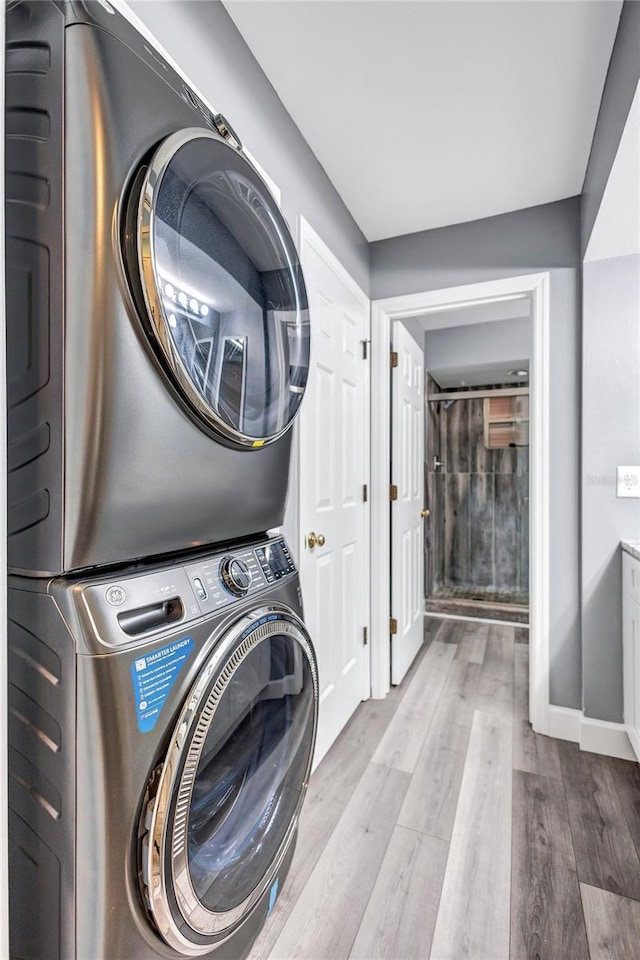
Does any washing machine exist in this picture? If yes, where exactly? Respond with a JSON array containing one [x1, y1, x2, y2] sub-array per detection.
[[8, 534, 318, 959], [6, 0, 310, 576]]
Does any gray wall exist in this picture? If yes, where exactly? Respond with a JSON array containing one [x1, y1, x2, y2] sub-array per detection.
[[580, 1, 640, 723], [371, 198, 582, 710], [582, 254, 640, 722], [424, 316, 531, 373], [581, 1, 640, 255], [130, 0, 369, 293]]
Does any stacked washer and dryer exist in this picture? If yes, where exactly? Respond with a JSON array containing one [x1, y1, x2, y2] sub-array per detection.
[[6, 2, 317, 958]]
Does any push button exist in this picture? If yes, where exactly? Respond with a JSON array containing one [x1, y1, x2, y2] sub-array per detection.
[[192, 577, 207, 602]]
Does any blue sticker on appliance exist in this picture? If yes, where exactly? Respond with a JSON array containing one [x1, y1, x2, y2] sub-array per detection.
[[268, 878, 279, 915], [130, 637, 194, 733]]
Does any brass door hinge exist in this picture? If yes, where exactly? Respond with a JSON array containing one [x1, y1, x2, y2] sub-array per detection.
[[363, 483, 368, 503], [363, 626, 368, 646], [389, 483, 398, 501], [390, 350, 398, 368], [389, 617, 398, 635], [362, 339, 370, 360]]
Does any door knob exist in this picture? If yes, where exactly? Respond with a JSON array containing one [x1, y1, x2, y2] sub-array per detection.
[[421, 509, 430, 518], [307, 531, 326, 549]]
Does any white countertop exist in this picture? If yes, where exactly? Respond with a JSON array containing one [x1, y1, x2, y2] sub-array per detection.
[[622, 540, 640, 562]]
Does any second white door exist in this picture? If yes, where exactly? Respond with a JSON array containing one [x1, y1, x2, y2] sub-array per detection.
[[298, 220, 370, 766], [391, 322, 425, 684]]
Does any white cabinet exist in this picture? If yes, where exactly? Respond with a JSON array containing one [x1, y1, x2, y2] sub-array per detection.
[[623, 550, 640, 761]]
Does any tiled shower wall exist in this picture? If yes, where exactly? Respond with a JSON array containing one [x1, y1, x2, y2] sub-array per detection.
[[425, 378, 529, 601]]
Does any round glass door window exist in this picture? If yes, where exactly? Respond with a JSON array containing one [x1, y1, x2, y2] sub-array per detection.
[[134, 128, 310, 447], [141, 609, 318, 954]]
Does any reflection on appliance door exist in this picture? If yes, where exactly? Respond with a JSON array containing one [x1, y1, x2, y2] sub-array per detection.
[[140, 130, 311, 446], [288, 319, 310, 395], [181, 626, 316, 920], [217, 336, 247, 432]]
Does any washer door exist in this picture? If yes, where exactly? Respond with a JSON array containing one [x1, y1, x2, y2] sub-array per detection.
[[140, 606, 318, 956], [130, 127, 310, 447]]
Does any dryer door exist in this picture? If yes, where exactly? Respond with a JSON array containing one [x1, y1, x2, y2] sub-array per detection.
[[128, 127, 310, 448], [140, 606, 318, 955]]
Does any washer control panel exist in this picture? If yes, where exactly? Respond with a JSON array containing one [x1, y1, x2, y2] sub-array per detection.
[[75, 536, 297, 648], [184, 547, 262, 615], [184, 538, 295, 616], [255, 540, 295, 583]]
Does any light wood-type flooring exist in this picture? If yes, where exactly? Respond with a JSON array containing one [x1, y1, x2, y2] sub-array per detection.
[[249, 617, 640, 960]]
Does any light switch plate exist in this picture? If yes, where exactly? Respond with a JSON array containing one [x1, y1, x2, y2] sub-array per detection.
[[617, 466, 640, 498]]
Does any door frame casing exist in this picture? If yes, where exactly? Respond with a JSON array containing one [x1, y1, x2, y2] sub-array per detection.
[[371, 273, 551, 736], [296, 216, 372, 706]]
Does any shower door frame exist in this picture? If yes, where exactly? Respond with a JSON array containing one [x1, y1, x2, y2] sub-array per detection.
[[370, 273, 551, 737]]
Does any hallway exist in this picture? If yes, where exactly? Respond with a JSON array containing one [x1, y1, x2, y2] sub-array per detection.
[[250, 618, 640, 960]]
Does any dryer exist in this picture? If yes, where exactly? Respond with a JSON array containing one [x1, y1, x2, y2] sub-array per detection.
[[8, 534, 318, 959], [6, 0, 310, 576]]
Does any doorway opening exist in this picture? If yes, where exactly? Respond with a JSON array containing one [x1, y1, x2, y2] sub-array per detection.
[[371, 274, 550, 735], [420, 308, 531, 625]]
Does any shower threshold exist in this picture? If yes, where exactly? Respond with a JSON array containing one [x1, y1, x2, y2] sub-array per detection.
[[426, 593, 529, 624]]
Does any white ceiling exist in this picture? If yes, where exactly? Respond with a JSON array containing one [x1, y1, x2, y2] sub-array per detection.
[[585, 80, 640, 263], [405, 297, 531, 333], [224, 0, 622, 241], [428, 361, 529, 390]]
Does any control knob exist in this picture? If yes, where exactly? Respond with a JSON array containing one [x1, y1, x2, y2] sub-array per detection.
[[220, 556, 252, 597]]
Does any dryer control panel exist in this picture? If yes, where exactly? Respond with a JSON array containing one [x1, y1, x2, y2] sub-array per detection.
[[74, 536, 297, 649]]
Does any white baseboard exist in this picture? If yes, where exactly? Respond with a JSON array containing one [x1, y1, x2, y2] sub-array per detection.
[[581, 717, 637, 761], [547, 705, 636, 761], [547, 705, 582, 742], [628, 727, 640, 763]]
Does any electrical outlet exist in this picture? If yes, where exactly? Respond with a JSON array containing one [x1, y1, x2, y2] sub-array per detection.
[[617, 466, 640, 498]]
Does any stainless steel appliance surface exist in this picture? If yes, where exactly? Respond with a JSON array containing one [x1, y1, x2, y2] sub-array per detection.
[[6, 0, 310, 576], [8, 535, 318, 959]]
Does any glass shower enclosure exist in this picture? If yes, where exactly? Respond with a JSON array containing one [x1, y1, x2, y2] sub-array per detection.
[[424, 380, 529, 622]]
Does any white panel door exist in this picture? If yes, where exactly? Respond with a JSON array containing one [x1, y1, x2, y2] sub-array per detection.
[[391, 323, 425, 685], [299, 221, 370, 766]]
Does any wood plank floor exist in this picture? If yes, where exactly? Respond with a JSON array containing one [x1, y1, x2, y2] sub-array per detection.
[[250, 618, 640, 960]]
